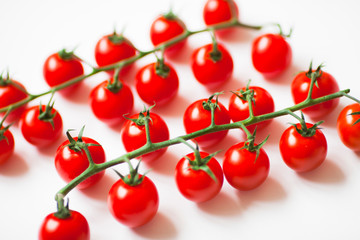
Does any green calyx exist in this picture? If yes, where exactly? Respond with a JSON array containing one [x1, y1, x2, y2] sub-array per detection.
[[232, 80, 256, 105], [65, 126, 98, 152], [350, 111, 360, 125], [275, 23, 293, 38], [291, 112, 323, 137], [305, 61, 324, 85], [38, 95, 57, 129], [155, 59, 170, 78], [202, 92, 223, 111], [240, 125, 269, 162], [58, 49, 76, 60], [124, 105, 154, 126], [106, 77, 123, 94], [54, 197, 71, 219], [163, 9, 177, 20], [0, 124, 12, 144], [108, 31, 125, 44], [209, 31, 222, 62], [113, 159, 145, 186], [0, 71, 11, 87]]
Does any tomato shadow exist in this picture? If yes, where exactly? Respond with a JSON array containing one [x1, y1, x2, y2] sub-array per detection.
[[152, 94, 191, 118], [145, 151, 178, 176], [197, 191, 242, 216], [0, 153, 29, 176], [215, 27, 257, 43], [163, 42, 193, 65], [132, 212, 177, 239], [255, 119, 288, 146], [262, 63, 302, 86], [311, 102, 346, 129], [60, 82, 93, 105], [80, 173, 115, 201], [37, 134, 67, 157]]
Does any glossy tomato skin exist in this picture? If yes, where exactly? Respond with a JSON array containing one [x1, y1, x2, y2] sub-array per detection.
[[291, 70, 339, 119], [135, 62, 179, 106], [19, 105, 63, 147], [39, 210, 90, 240], [337, 103, 360, 151], [183, 99, 230, 148], [55, 137, 106, 189], [108, 175, 159, 228], [191, 43, 233, 90], [279, 123, 327, 172], [228, 86, 275, 133], [251, 33, 292, 78], [0, 128, 14, 164], [90, 80, 134, 126], [43, 52, 84, 95], [121, 113, 169, 162], [150, 14, 187, 57], [0, 80, 28, 122], [175, 152, 223, 203], [223, 142, 270, 191]]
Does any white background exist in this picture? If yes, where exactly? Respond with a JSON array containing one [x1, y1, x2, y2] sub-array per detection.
[[1, 0, 360, 239]]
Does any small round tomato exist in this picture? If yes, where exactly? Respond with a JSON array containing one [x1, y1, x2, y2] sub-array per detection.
[[337, 103, 360, 151], [135, 62, 179, 106], [175, 151, 223, 203], [19, 105, 63, 147], [228, 86, 275, 133], [43, 50, 84, 95], [39, 210, 90, 240], [121, 112, 169, 163], [94, 33, 137, 76], [55, 137, 106, 189], [291, 68, 339, 119], [183, 98, 230, 148], [108, 175, 159, 228], [223, 142, 270, 191], [150, 13, 187, 57], [279, 123, 327, 172], [251, 33, 292, 78], [90, 80, 134, 126], [191, 43, 233, 90], [0, 127, 14, 164]]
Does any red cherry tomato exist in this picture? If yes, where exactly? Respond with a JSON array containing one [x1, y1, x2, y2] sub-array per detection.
[[0, 127, 14, 164], [251, 33, 292, 78], [39, 210, 90, 240], [175, 151, 223, 203], [228, 86, 275, 132], [191, 43, 233, 89], [291, 69, 339, 119], [223, 142, 270, 191], [150, 13, 187, 57], [337, 103, 360, 151], [89, 80, 134, 126], [55, 137, 106, 189], [183, 98, 230, 148], [0, 80, 28, 122], [279, 123, 327, 172], [19, 105, 63, 147], [94, 33, 137, 76], [121, 112, 169, 162], [43, 51, 84, 95], [107, 175, 159, 228]]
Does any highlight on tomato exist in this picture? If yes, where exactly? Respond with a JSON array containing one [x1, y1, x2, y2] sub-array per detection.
[[337, 103, 360, 151]]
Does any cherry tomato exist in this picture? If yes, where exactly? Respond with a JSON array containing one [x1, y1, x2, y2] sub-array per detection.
[[150, 13, 187, 57], [43, 51, 84, 95], [251, 33, 292, 78], [19, 105, 63, 147], [94, 33, 137, 76], [90, 80, 134, 126], [337, 103, 360, 151], [228, 86, 275, 132], [55, 137, 106, 189], [223, 142, 270, 191], [183, 98, 230, 148], [175, 152, 223, 203], [191, 43, 233, 89], [279, 123, 327, 172], [0, 127, 14, 164], [108, 175, 159, 228], [39, 210, 90, 240], [121, 112, 169, 162], [0, 80, 28, 122], [291, 69, 339, 119]]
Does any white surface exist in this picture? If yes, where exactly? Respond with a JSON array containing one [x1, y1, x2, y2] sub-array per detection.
[[1, 0, 360, 239]]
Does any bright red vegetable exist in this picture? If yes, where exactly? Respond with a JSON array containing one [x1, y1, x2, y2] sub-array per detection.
[[0, 127, 14, 164], [337, 103, 360, 151]]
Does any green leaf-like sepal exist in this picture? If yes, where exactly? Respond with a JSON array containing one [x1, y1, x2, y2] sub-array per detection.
[[202, 92, 223, 111]]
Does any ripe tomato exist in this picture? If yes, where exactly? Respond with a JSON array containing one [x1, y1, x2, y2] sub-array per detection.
[[89, 80, 134, 126], [291, 68, 339, 119], [135, 62, 179, 106], [191, 43, 233, 90], [121, 112, 169, 162], [0, 127, 14, 164], [279, 123, 327, 172], [223, 142, 270, 191], [175, 151, 223, 203], [183, 98, 230, 148], [228, 86, 275, 133], [19, 105, 63, 147], [39, 210, 90, 240], [150, 13, 187, 57], [55, 137, 106, 189], [108, 175, 159, 228], [94, 33, 137, 76], [43, 50, 84, 95], [251, 33, 292, 78], [337, 103, 360, 151]]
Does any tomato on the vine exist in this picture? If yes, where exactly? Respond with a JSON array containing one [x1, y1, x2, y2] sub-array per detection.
[[251, 33, 292, 78], [0, 127, 14, 164], [135, 62, 179, 106], [337, 103, 360, 151], [90, 79, 134, 126], [191, 43, 233, 89]]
